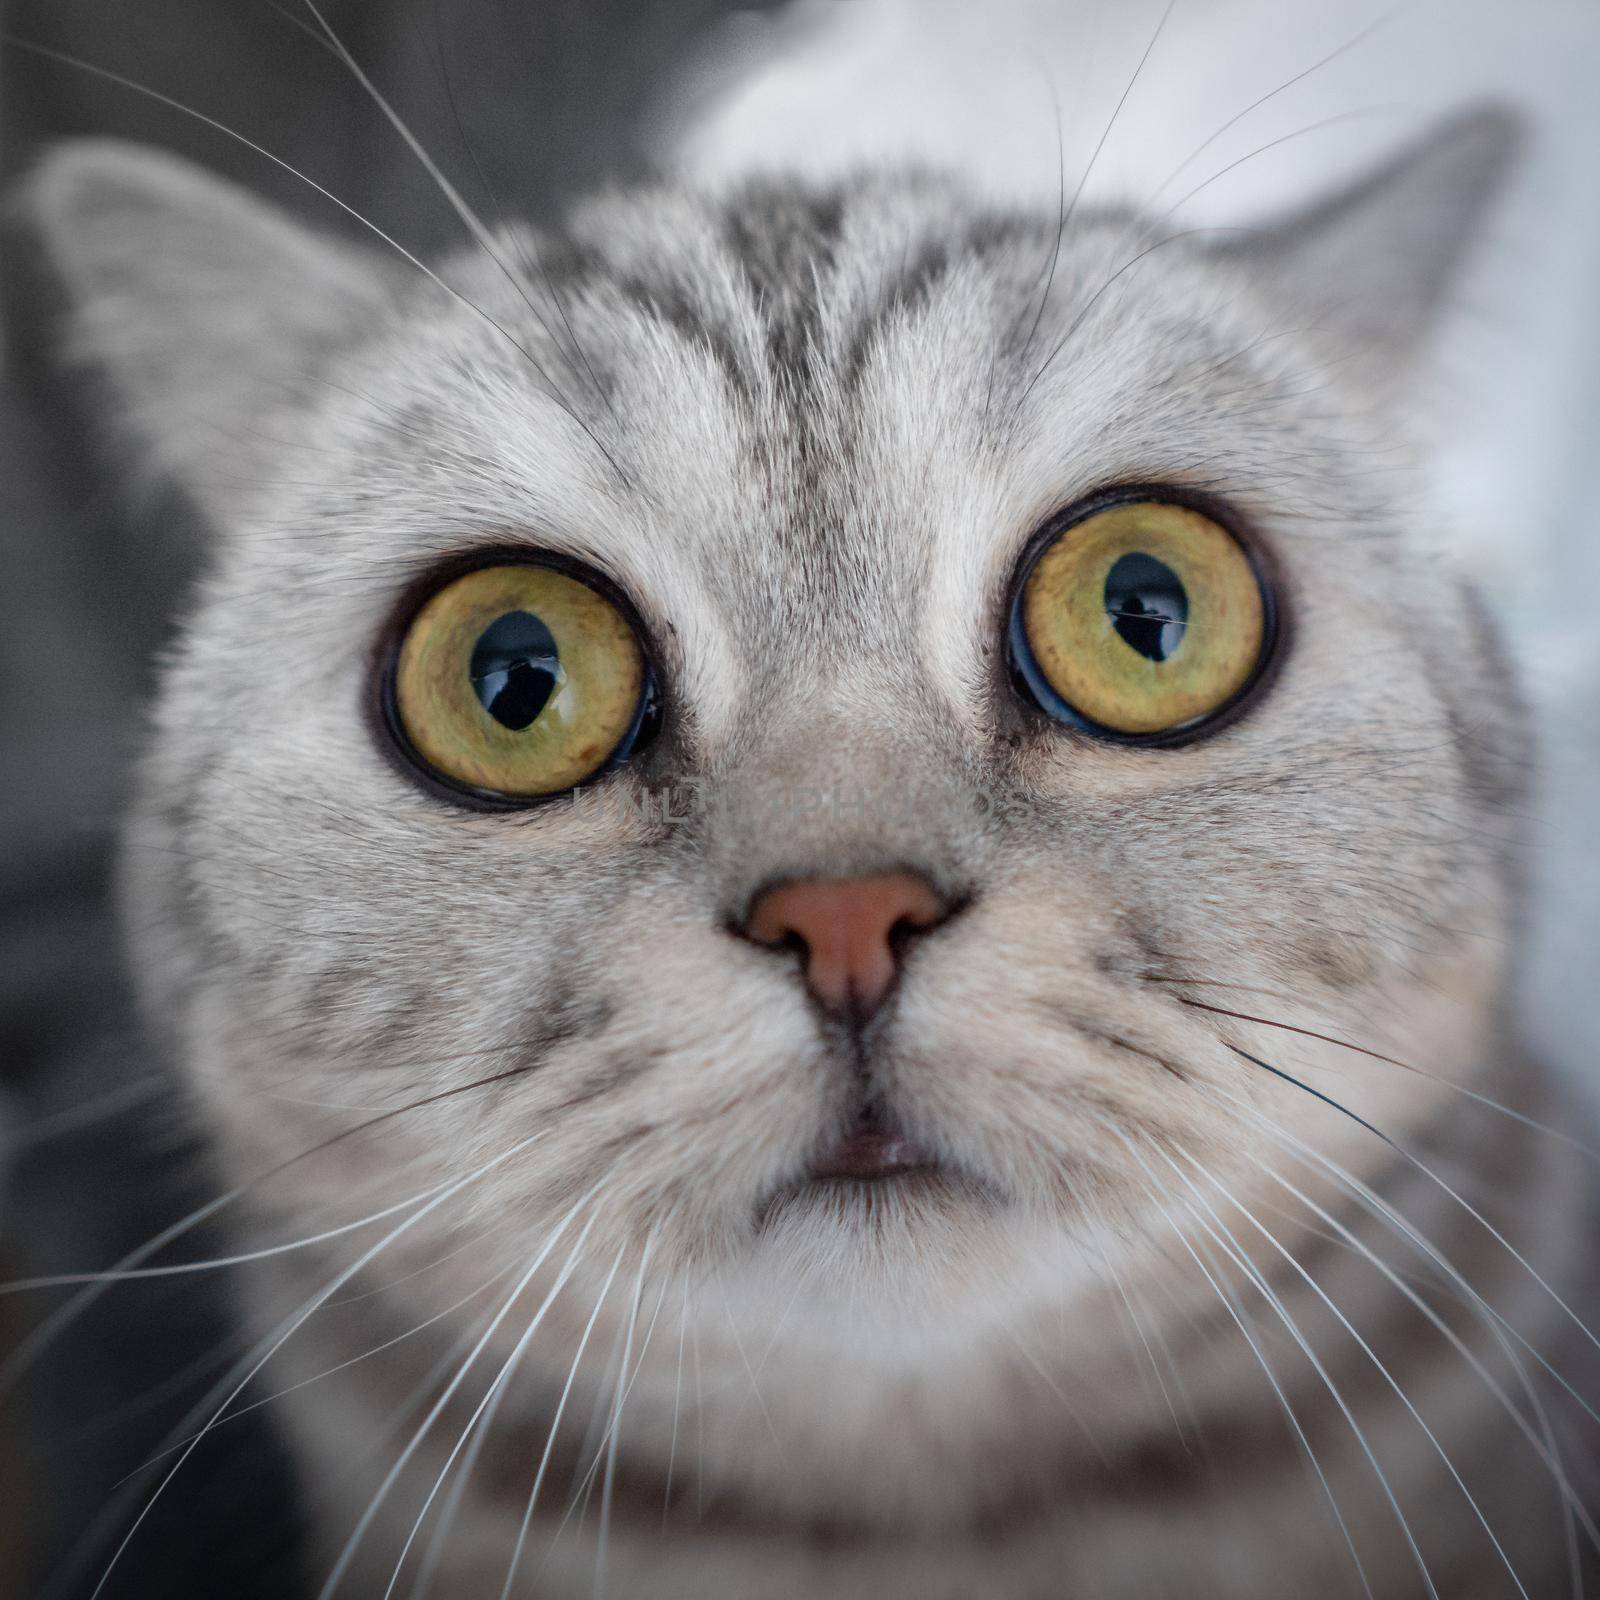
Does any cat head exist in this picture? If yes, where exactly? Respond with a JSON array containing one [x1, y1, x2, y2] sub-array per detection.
[[27, 111, 1522, 1432]]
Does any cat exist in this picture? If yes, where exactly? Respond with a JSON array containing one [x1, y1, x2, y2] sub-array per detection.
[[24, 96, 1600, 1598]]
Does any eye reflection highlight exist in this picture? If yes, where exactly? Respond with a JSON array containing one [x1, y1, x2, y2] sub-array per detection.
[[470, 610, 562, 730]]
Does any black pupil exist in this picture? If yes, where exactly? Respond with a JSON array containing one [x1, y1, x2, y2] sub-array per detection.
[[1104, 552, 1188, 663], [470, 611, 559, 730]]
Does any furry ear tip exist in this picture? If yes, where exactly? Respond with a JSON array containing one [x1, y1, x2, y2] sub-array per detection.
[[1448, 101, 1526, 151], [1427, 102, 1527, 186], [1339, 105, 1526, 234], [28, 138, 201, 216], [22, 139, 227, 273], [1217, 100, 1530, 370]]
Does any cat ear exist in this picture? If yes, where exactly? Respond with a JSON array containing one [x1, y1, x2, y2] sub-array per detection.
[[1219, 107, 1522, 376], [27, 139, 397, 520]]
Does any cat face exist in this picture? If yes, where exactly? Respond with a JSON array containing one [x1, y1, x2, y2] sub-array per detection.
[[30, 119, 1522, 1445]]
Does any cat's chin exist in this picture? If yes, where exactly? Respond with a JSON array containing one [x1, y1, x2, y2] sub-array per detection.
[[764, 1166, 973, 1219], [744, 1159, 1014, 1309]]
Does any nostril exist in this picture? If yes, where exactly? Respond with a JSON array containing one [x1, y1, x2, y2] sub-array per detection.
[[744, 893, 801, 952], [888, 903, 942, 946], [737, 870, 958, 1019]]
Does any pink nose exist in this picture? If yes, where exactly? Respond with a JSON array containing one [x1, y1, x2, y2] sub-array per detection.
[[743, 872, 950, 1018]]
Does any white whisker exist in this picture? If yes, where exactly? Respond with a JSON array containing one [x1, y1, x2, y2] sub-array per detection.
[[663, 1277, 691, 1531], [321, 1179, 602, 1599], [595, 1225, 661, 1599], [1203, 1079, 1600, 1429], [1205, 1085, 1600, 1557], [498, 1246, 626, 1600], [86, 1129, 548, 1600], [1107, 1127, 1375, 1600], [1183, 1146, 1534, 1596], [1151, 1138, 1441, 1598], [398, 1210, 602, 1600], [298, 1, 628, 470]]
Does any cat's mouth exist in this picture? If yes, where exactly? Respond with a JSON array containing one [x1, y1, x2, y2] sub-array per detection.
[[757, 1101, 997, 1234], [807, 1103, 938, 1183]]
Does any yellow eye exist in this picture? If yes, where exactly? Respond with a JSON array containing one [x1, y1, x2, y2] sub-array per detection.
[[390, 562, 650, 799], [1011, 500, 1270, 738]]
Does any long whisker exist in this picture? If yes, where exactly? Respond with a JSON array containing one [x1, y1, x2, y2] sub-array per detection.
[[663, 1277, 691, 1530], [1117, 1208, 1248, 1445], [2, 1171, 485, 1294], [1206, 1104, 1600, 1572], [1226, 1043, 1600, 1360], [1160, 106, 1403, 223], [298, 0, 541, 316], [319, 1180, 601, 1599], [498, 1247, 626, 1600], [1009, 223, 1254, 418], [1002, 1322, 1112, 1465], [56, 1321, 250, 1457], [1148, 6, 1403, 201], [407, 1241, 624, 1599], [0, 39, 507, 353], [1104, 1129, 1374, 1598], [391, 1210, 602, 1600], [420, 1237, 664, 1600], [3, 1074, 168, 1151], [1008, 1163, 1127, 1456], [689, 1306, 707, 1522], [1010, 81, 1069, 383], [552, 1243, 674, 1561], [1086, 1197, 1195, 1447], [714, 1269, 781, 1449], [78, 1129, 547, 1600], [1206, 1064, 1600, 1592], [1224, 1089, 1595, 1600], [1184, 1146, 1535, 1595], [1174, 994, 1600, 1166], [1066, 0, 1178, 240], [1146, 1136, 1441, 1598], [112, 1259, 514, 1489], [1005, 0, 1178, 407], [349, 1298, 510, 1486], [564, 1293, 634, 1532], [0, 1041, 555, 1398], [1203, 1080, 1600, 1432], [424, 0, 609, 411], [298, 1, 630, 482], [596, 1225, 661, 1599]]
